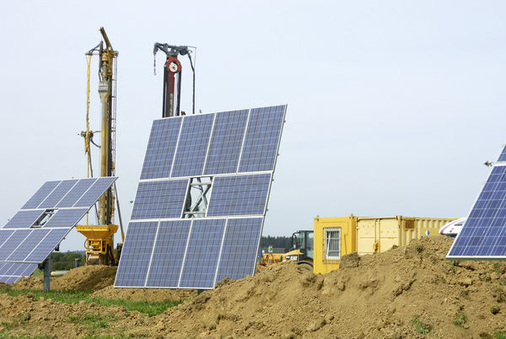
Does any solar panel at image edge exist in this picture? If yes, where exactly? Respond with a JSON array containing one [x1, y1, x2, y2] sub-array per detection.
[[447, 146, 506, 259], [0, 177, 118, 281], [115, 105, 286, 289]]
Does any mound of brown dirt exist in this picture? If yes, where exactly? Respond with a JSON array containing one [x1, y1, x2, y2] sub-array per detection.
[[52, 265, 117, 291], [11, 265, 117, 291], [0, 292, 144, 338], [92, 285, 197, 301], [127, 236, 506, 338], [10, 276, 43, 290], [1, 236, 505, 338]]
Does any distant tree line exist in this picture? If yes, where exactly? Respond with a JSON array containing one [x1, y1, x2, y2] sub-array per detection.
[[260, 236, 292, 252], [51, 251, 85, 271]]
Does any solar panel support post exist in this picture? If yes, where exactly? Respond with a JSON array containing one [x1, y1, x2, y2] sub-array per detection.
[[42, 255, 52, 292]]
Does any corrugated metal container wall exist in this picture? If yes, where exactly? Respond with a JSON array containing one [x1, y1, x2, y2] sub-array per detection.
[[356, 216, 457, 255]]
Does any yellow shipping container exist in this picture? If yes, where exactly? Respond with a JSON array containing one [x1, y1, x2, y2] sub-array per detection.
[[313, 215, 457, 274], [313, 216, 359, 275]]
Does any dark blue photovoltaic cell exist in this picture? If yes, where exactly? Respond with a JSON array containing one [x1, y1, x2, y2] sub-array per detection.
[[239, 105, 285, 173], [448, 165, 506, 258], [179, 219, 226, 288], [24, 228, 69, 263], [56, 178, 97, 208], [42, 208, 88, 228], [207, 174, 271, 216], [74, 177, 117, 207], [0, 230, 14, 249], [38, 180, 78, 209], [6, 229, 50, 261], [3, 210, 46, 229], [216, 218, 263, 282], [115, 222, 159, 287], [130, 180, 188, 219], [0, 275, 18, 283], [497, 145, 506, 162], [141, 118, 183, 180], [12, 263, 38, 276], [171, 114, 215, 177], [0, 230, 31, 260], [146, 220, 191, 287], [21, 181, 60, 210], [0, 262, 37, 283], [204, 110, 249, 175]]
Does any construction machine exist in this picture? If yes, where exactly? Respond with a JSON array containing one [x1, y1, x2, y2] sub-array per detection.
[[153, 43, 196, 117], [261, 230, 314, 267], [76, 27, 124, 265]]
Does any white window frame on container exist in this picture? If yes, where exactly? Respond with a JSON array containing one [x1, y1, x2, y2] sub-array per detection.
[[324, 228, 341, 260]]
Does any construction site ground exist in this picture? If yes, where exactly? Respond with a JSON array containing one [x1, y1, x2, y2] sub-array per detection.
[[0, 236, 505, 338]]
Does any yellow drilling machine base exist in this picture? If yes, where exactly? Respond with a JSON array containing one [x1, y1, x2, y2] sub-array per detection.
[[76, 224, 119, 265]]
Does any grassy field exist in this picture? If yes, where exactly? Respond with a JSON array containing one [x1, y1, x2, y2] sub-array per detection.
[[0, 288, 181, 317]]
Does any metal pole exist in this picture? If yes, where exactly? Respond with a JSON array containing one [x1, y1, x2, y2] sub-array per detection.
[[43, 255, 52, 292]]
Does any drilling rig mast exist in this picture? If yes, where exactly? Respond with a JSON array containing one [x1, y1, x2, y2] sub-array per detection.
[[76, 27, 124, 265]]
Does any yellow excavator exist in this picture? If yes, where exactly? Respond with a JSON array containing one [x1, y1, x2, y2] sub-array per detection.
[[261, 230, 314, 268], [76, 28, 124, 265]]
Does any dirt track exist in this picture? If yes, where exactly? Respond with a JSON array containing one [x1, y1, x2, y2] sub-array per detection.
[[1, 236, 505, 338]]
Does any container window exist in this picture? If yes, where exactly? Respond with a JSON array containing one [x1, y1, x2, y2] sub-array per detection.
[[403, 218, 415, 230], [324, 228, 341, 260]]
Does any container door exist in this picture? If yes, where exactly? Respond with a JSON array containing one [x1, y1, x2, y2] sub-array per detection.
[[357, 219, 377, 255], [378, 218, 399, 252]]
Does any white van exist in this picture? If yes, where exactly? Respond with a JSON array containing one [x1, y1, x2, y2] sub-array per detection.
[[439, 218, 466, 238]]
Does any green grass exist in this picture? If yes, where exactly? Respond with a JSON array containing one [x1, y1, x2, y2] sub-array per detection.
[[449, 260, 458, 274], [68, 314, 117, 329], [30, 269, 44, 277], [495, 330, 506, 339], [452, 311, 467, 327], [411, 316, 432, 335], [91, 297, 179, 317], [0, 288, 181, 317]]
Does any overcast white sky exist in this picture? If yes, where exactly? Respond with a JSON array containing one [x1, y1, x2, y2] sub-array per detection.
[[1, 1, 506, 251]]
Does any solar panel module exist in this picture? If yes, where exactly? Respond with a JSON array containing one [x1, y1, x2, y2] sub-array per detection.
[[115, 105, 286, 289], [447, 146, 506, 259], [0, 177, 117, 281]]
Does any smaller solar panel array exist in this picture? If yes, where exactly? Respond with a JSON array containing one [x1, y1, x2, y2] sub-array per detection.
[[447, 145, 506, 259], [115, 105, 286, 289], [0, 177, 117, 283]]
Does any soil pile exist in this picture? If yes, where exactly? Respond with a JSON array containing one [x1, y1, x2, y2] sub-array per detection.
[[12, 265, 117, 291], [92, 285, 197, 302], [131, 236, 506, 338], [52, 265, 117, 291], [0, 236, 505, 338]]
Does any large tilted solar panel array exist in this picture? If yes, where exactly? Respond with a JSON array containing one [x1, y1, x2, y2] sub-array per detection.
[[115, 105, 286, 289], [447, 145, 506, 259], [0, 177, 117, 283]]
